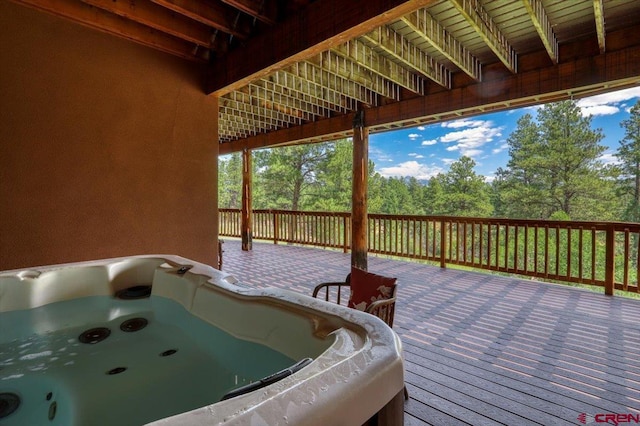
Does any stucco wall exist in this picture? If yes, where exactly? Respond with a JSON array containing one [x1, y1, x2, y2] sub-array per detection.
[[0, 0, 219, 270]]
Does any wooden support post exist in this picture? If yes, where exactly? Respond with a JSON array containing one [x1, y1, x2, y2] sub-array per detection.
[[352, 110, 368, 270], [604, 223, 615, 296], [241, 149, 252, 251]]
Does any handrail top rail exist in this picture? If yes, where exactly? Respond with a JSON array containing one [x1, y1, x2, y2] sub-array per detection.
[[220, 208, 640, 231]]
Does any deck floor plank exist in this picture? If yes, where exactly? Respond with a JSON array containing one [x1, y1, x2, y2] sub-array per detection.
[[221, 240, 640, 425]]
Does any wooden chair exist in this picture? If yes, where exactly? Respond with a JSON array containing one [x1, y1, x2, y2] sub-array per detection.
[[312, 273, 398, 327]]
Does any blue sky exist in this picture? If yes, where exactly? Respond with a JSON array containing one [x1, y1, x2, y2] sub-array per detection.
[[370, 86, 640, 182]]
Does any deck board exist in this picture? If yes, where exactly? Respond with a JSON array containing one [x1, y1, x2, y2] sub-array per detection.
[[220, 239, 640, 425]]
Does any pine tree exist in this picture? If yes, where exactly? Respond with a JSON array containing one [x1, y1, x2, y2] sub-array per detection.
[[218, 152, 242, 209], [426, 156, 492, 217], [617, 100, 640, 223], [497, 100, 616, 220], [253, 143, 332, 210]]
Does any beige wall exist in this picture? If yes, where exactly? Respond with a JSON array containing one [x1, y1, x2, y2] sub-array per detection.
[[0, 0, 219, 270]]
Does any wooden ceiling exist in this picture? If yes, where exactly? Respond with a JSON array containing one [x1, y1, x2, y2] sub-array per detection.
[[11, 0, 640, 153]]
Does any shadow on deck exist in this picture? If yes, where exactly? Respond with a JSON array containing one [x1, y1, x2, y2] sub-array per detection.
[[220, 239, 640, 426]]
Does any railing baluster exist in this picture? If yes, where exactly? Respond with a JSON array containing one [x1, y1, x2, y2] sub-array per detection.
[[578, 226, 583, 281], [591, 227, 597, 285], [566, 227, 572, 280], [623, 228, 630, 292], [544, 225, 549, 277], [504, 224, 509, 271]]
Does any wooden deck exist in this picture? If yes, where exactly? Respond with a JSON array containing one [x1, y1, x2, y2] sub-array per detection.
[[220, 239, 640, 425]]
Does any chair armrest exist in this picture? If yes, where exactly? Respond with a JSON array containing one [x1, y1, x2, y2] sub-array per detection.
[[312, 282, 351, 298], [365, 297, 396, 312], [365, 285, 397, 327], [312, 282, 351, 306]]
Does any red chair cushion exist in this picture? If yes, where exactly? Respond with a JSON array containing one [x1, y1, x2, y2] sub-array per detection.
[[348, 266, 397, 311]]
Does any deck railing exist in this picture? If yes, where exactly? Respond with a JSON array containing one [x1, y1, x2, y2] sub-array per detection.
[[219, 209, 640, 294]]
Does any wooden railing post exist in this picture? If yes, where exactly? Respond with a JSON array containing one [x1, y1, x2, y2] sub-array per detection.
[[440, 219, 447, 269], [604, 223, 615, 296]]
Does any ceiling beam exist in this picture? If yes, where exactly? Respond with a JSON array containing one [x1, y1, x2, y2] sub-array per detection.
[[257, 74, 345, 116], [331, 39, 425, 95], [593, 0, 606, 54], [206, 0, 440, 95], [269, 71, 357, 113], [400, 9, 480, 81], [220, 0, 277, 25], [9, 0, 207, 61], [522, 0, 558, 64], [81, 0, 213, 48], [219, 38, 640, 153], [311, 51, 400, 100], [220, 95, 304, 126], [239, 83, 329, 119], [288, 61, 379, 106], [150, 0, 249, 40], [449, 0, 517, 73], [361, 25, 451, 88]]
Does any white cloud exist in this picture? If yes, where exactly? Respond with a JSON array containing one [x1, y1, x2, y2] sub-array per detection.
[[408, 133, 421, 140], [441, 119, 485, 129], [439, 122, 502, 158], [421, 139, 438, 146], [378, 161, 443, 180], [580, 105, 620, 117], [492, 143, 509, 154], [599, 152, 620, 165], [441, 158, 456, 165], [417, 126, 426, 131], [577, 86, 640, 117], [580, 86, 640, 106]]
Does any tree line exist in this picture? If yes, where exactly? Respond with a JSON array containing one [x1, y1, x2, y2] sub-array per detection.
[[219, 100, 640, 224]]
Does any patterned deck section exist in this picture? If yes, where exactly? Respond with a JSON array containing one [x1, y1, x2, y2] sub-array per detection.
[[220, 239, 640, 425]]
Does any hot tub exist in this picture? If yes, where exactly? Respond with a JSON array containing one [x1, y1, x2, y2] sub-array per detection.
[[0, 255, 405, 425]]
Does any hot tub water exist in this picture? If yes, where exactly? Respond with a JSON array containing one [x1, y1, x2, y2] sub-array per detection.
[[0, 295, 294, 426]]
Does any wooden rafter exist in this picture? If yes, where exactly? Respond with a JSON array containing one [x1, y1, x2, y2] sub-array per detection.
[[220, 95, 304, 126], [313, 51, 400, 100], [240, 83, 329, 119], [269, 71, 356, 113], [220, 103, 301, 129], [449, 0, 517, 73], [81, 0, 213, 47], [522, 0, 558, 64], [593, 0, 606, 54], [257, 77, 335, 117], [361, 25, 451, 88], [150, 0, 249, 40], [401, 9, 480, 81], [288, 61, 379, 106], [220, 111, 283, 132], [220, 0, 277, 25], [10, 0, 207, 61], [331, 39, 425, 95]]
